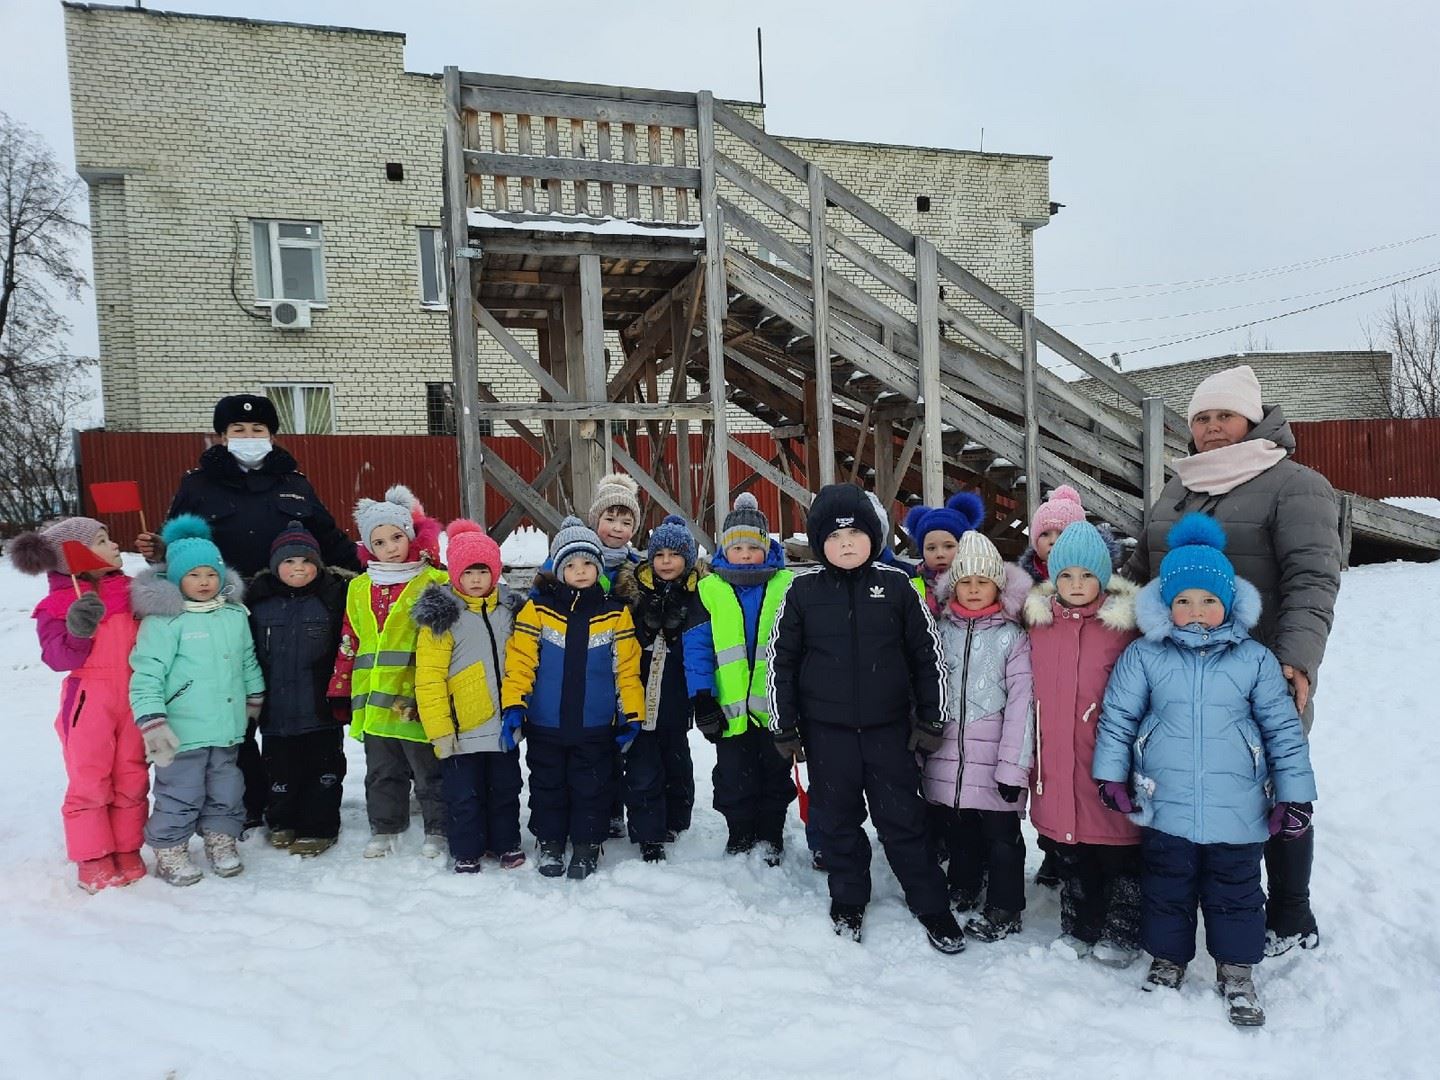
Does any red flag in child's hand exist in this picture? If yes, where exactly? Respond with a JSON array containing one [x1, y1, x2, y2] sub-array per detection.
[[793, 761, 809, 825], [90, 481, 143, 514], [62, 541, 116, 576]]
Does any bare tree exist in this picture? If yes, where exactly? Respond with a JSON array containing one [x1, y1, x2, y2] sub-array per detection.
[[0, 112, 92, 532], [1367, 287, 1440, 418]]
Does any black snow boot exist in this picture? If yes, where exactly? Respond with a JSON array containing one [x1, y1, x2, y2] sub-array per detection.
[[537, 840, 567, 878], [949, 883, 984, 913], [965, 907, 1022, 942], [918, 910, 966, 955], [724, 827, 755, 856], [759, 838, 785, 868], [831, 901, 865, 943], [1143, 957, 1187, 991], [1034, 850, 1061, 889], [641, 842, 667, 863], [608, 814, 625, 840], [1216, 962, 1266, 1027], [567, 843, 601, 880]]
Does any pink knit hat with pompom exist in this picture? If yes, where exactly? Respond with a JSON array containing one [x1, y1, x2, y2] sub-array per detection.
[[445, 519, 501, 588], [1029, 485, 1087, 539]]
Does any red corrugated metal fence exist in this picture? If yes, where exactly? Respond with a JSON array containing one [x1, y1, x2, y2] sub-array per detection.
[[1291, 419, 1440, 499], [75, 431, 808, 540]]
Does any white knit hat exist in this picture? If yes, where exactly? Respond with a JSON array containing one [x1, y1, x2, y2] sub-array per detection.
[[354, 485, 420, 550], [1187, 364, 1264, 424], [945, 529, 1006, 592], [587, 472, 642, 528]]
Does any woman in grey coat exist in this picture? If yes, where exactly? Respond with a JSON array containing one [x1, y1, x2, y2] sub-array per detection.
[[1125, 364, 1341, 958]]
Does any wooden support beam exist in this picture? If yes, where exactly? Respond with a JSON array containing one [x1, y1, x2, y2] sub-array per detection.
[[491, 444, 572, 541], [459, 84, 698, 128], [484, 269, 680, 291], [729, 436, 816, 508], [482, 452, 566, 534], [697, 90, 731, 532], [464, 150, 700, 192], [475, 402, 712, 421], [880, 421, 925, 511], [578, 254, 612, 478], [873, 416, 895, 516], [808, 163, 836, 487], [475, 304, 570, 401], [443, 67, 486, 525], [1142, 396, 1167, 528], [1021, 310, 1042, 525], [476, 235, 704, 261], [916, 237, 944, 505]]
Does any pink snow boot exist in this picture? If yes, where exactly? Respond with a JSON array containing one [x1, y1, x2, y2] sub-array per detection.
[[77, 855, 123, 894], [113, 850, 147, 885]]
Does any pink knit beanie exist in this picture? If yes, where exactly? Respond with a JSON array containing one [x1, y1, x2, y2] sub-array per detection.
[[1030, 485, 1087, 539], [1186, 364, 1264, 424], [445, 519, 502, 587]]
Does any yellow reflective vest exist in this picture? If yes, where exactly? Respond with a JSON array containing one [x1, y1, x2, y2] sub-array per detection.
[[346, 565, 451, 742], [697, 569, 793, 737]]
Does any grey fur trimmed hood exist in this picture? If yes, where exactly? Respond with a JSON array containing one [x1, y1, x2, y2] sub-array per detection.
[[131, 564, 247, 618]]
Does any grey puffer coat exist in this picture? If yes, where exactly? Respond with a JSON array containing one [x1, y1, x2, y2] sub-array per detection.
[[1125, 404, 1341, 729]]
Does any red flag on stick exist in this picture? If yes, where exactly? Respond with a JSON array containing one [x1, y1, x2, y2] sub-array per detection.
[[61, 540, 117, 598], [90, 480, 146, 532], [793, 761, 809, 825]]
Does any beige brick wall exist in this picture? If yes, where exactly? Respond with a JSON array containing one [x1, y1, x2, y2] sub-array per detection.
[[1073, 351, 1394, 421], [64, 4, 1050, 435]]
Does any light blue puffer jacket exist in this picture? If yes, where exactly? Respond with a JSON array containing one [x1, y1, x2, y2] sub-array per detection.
[[1091, 576, 1317, 845]]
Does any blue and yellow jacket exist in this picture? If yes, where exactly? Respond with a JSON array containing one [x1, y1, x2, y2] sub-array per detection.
[[502, 578, 644, 744]]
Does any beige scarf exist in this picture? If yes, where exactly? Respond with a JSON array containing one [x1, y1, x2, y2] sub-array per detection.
[[1171, 439, 1287, 495]]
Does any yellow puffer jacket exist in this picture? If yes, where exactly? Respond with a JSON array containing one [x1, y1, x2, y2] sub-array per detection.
[[412, 581, 517, 755]]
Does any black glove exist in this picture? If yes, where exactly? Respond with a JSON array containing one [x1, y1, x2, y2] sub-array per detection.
[[773, 726, 805, 762], [692, 692, 726, 744], [65, 592, 106, 639], [660, 588, 689, 635], [997, 783, 1024, 804], [907, 722, 945, 756]]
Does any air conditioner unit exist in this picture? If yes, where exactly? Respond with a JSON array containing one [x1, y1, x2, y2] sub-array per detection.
[[271, 300, 312, 330]]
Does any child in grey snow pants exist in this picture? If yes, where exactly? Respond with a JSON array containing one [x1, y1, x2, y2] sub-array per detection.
[[363, 735, 446, 835], [145, 746, 245, 848]]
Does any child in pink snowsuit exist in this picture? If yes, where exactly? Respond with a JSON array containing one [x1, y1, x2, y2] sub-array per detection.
[[11, 518, 149, 893]]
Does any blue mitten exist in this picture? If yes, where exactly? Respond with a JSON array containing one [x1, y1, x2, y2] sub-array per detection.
[[499, 706, 526, 752], [615, 720, 641, 753]]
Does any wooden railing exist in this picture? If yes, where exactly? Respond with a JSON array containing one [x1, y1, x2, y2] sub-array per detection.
[[456, 73, 702, 223]]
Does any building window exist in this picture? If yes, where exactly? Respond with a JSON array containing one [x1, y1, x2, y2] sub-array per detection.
[[252, 220, 326, 303], [427, 382, 492, 437], [264, 383, 335, 434], [417, 227, 447, 307]]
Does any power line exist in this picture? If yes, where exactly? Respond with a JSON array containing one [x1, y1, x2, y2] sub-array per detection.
[[1088, 263, 1440, 356], [1054, 260, 1440, 329], [1038, 230, 1440, 302]]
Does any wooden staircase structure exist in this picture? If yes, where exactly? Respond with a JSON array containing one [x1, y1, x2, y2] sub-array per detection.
[[441, 69, 1440, 561]]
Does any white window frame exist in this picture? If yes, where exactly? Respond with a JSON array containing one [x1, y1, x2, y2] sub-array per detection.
[[416, 226, 447, 309], [251, 219, 328, 307], [262, 383, 336, 435]]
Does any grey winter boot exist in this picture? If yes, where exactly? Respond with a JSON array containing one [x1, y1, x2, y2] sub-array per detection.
[[1215, 962, 1266, 1027], [1143, 957, 1187, 991], [152, 844, 203, 887], [202, 830, 243, 877], [537, 840, 567, 877]]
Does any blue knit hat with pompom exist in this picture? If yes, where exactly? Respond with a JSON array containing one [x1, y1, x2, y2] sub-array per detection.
[[1159, 513, 1235, 614], [1049, 521, 1114, 590], [647, 514, 698, 572], [162, 514, 225, 585], [904, 491, 985, 550]]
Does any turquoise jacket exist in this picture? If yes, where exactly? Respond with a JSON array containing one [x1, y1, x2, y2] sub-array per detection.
[[129, 567, 265, 753], [1092, 577, 1317, 845]]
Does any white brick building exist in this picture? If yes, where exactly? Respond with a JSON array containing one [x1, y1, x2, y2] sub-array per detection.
[[63, 3, 1051, 435]]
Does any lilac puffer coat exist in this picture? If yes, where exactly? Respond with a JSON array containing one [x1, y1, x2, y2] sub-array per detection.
[[921, 564, 1034, 814]]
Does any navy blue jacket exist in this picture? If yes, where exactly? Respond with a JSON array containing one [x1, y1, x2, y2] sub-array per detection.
[[247, 568, 349, 736]]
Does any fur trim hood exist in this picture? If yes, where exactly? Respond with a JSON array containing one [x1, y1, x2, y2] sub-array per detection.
[[1135, 576, 1262, 644], [411, 580, 518, 635], [611, 561, 706, 606], [131, 564, 247, 618], [1024, 575, 1139, 632]]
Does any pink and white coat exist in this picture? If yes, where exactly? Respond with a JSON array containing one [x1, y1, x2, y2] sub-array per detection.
[[921, 564, 1035, 814], [1023, 577, 1141, 847]]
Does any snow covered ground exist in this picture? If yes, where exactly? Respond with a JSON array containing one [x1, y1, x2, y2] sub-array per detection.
[[2, 556, 1438, 1079]]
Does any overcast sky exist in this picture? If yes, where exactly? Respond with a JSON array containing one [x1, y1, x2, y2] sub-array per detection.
[[3, 0, 1438, 377]]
